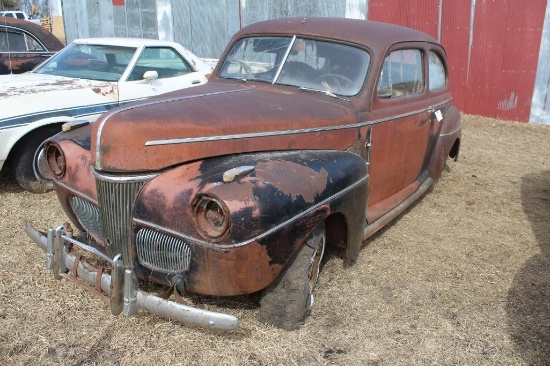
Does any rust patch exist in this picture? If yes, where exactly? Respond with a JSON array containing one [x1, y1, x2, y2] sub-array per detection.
[[255, 160, 329, 203], [92, 84, 117, 98]]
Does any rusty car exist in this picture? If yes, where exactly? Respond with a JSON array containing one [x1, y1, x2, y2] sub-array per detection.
[[24, 18, 461, 330], [0, 37, 214, 192], [0, 16, 64, 74]]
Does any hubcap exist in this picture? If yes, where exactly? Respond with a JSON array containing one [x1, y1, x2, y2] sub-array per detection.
[[34, 143, 52, 181], [308, 234, 326, 297]]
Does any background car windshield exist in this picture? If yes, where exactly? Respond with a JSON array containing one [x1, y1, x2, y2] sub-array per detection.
[[34, 43, 137, 82], [218, 36, 370, 96]]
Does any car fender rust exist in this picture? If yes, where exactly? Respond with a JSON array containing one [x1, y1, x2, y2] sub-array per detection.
[[132, 150, 367, 295]]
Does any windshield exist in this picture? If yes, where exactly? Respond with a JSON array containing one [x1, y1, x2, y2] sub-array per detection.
[[34, 43, 137, 82], [218, 36, 370, 96]]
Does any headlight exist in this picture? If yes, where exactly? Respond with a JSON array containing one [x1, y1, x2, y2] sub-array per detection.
[[45, 142, 66, 178], [193, 195, 231, 242]]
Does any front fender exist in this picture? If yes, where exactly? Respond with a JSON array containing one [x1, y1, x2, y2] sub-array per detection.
[[133, 150, 368, 295]]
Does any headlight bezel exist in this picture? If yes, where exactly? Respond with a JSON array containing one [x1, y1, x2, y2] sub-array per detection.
[[45, 142, 66, 179], [192, 194, 231, 242]]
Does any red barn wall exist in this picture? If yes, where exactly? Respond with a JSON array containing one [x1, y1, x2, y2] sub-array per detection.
[[367, 0, 547, 122]]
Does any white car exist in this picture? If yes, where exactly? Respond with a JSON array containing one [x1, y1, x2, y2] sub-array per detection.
[[0, 11, 41, 24], [0, 37, 213, 192]]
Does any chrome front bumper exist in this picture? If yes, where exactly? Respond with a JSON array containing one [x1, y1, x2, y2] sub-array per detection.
[[22, 219, 239, 331]]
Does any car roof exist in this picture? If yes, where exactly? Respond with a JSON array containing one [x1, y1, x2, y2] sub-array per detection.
[[235, 17, 439, 54], [72, 37, 185, 48], [0, 16, 64, 50]]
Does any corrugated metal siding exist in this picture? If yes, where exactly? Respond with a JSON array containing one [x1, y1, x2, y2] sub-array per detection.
[[241, 0, 347, 27], [367, 0, 547, 123], [367, 0, 440, 38], [439, 0, 471, 114], [530, 1, 550, 125], [60, 0, 550, 124], [466, 0, 546, 121]]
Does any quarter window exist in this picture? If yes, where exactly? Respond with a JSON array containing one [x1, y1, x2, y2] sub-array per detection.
[[377, 49, 423, 98], [428, 51, 446, 90], [0, 30, 45, 52]]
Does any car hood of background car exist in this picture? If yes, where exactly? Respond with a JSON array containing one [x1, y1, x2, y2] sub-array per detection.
[[0, 73, 118, 122], [92, 81, 359, 172]]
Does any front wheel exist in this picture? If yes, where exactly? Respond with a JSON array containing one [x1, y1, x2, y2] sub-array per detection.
[[259, 223, 326, 329], [13, 126, 59, 193]]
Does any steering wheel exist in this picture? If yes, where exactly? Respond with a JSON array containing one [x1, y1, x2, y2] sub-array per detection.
[[314, 74, 353, 94], [88, 59, 110, 71], [228, 60, 254, 79]]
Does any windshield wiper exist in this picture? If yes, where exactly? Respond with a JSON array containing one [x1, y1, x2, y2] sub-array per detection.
[[298, 86, 350, 102]]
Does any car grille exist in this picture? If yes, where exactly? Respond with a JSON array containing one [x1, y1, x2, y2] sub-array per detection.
[[96, 176, 149, 266], [71, 196, 103, 239], [135, 228, 192, 272]]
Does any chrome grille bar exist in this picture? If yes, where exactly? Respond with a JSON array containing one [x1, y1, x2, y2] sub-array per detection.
[[136, 228, 192, 272], [71, 196, 103, 239], [95, 173, 155, 266]]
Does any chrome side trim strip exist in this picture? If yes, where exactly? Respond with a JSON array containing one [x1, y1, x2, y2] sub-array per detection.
[[145, 99, 452, 146], [439, 125, 461, 137], [145, 124, 360, 145], [134, 167, 369, 248], [54, 180, 98, 205]]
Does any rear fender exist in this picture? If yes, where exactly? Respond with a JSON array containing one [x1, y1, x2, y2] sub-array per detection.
[[428, 105, 461, 179]]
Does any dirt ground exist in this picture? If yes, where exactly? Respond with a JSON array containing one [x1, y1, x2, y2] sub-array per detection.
[[0, 115, 549, 365]]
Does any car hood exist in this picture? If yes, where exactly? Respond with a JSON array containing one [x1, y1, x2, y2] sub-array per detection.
[[0, 73, 115, 98], [0, 73, 118, 122], [92, 81, 359, 172]]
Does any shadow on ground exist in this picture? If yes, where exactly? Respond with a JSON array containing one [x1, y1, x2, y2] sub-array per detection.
[[507, 170, 550, 363], [0, 162, 23, 193]]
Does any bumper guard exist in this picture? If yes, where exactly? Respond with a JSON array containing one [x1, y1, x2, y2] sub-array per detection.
[[23, 219, 239, 331]]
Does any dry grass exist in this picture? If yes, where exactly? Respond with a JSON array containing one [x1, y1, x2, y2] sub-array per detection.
[[0, 115, 549, 365]]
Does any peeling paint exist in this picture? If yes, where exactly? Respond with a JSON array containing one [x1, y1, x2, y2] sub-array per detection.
[[498, 92, 519, 111]]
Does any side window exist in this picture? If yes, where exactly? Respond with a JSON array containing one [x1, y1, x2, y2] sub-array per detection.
[[24, 34, 45, 51], [0, 30, 27, 52], [377, 49, 423, 98], [16, 13, 25, 19], [428, 51, 446, 90], [127, 47, 193, 81]]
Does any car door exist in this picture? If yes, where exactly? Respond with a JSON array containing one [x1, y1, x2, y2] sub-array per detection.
[[117, 46, 207, 103], [365, 44, 441, 223], [0, 26, 52, 74]]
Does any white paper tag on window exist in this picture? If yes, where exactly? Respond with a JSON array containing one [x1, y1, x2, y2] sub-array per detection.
[[435, 110, 443, 122]]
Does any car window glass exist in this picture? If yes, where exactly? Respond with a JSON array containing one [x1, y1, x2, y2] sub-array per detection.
[[24, 34, 45, 51], [34, 43, 137, 82], [0, 30, 27, 52], [218, 36, 370, 97], [377, 49, 424, 98], [127, 47, 193, 81], [219, 37, 291, 82], [429, 51, 446, 90]]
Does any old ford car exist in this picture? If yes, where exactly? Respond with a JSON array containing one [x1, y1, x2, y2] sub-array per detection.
[[24, 18, 461, 330]]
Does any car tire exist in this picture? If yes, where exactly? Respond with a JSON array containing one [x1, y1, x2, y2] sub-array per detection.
[[13, 127, 58, 193], [259, 223, 326, 330]]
